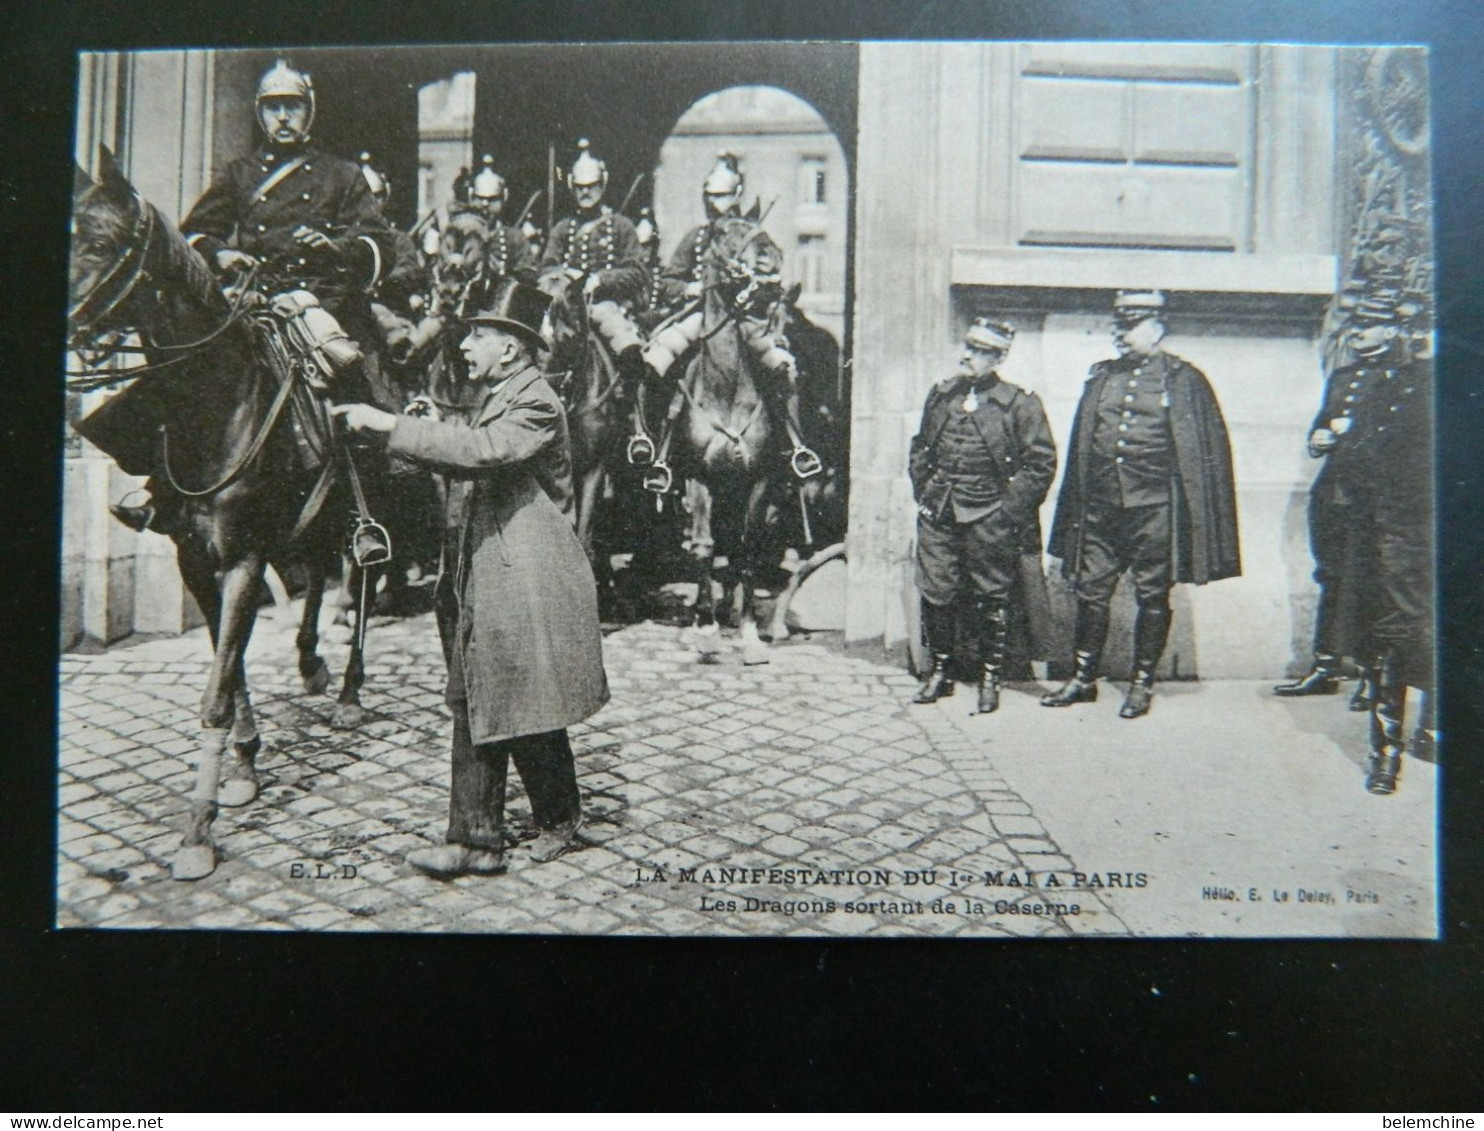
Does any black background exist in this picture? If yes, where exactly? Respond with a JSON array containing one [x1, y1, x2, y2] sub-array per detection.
[[3, 0, 1482, 1112]]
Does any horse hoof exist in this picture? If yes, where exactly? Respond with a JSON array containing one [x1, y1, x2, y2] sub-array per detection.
[[302, 659, 332, 696], [331, 702, 368, 730], [171, 843, 217, 881], [742, 644, 771, 666], [218, 776, 259, 808], [325, 624, 353, 645]]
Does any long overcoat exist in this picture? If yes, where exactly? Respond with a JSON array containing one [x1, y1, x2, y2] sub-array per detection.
[[1048, 352, 1241, 585], [387, 363, 609, 744]]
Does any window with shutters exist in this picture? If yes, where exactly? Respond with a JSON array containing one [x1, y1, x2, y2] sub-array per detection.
[[1012, 44, 1256, 252]]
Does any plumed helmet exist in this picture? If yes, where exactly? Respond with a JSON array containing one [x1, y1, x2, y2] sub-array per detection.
[[470, 154, 507, 205], [567, 139, 608, 190], [703, 151, 744, 196], [255, 59, 316, 132]]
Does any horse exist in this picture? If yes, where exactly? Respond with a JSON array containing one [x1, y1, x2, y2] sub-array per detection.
[[663, 212, 800, 666], [542, 275, 632, 568], [67, 148, 385, 879]]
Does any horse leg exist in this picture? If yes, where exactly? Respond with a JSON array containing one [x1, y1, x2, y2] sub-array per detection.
[[297, 561, 333, 695], [219, 669, 261, 808], [174, 551, 265, 880], [331, 562, 373, 730], [738, 476, 773, 666], [327, 552, 355, 643], [687, 478, 723, 664], [576, 463, 605, 564]]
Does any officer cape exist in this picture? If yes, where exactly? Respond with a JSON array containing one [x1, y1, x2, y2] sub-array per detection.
[[1048, 355, 1242, 585]]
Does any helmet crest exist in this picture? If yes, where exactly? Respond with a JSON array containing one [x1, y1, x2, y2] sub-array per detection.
[[255, 60, 316, 139]]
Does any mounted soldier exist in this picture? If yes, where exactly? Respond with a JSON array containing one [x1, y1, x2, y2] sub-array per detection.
[[537, 139, 649, 387], [106, 59, 398, 535], [462, 154, 539, 294], [637, 151, 820, 481]]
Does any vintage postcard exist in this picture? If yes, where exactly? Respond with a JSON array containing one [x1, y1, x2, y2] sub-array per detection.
[[58, 41, 1436, 938]]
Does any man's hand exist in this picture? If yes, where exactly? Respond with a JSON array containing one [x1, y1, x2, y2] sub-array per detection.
[[582, 273, 602, 297], [330, 403, 397, 433], [294, 225, 334, 251], [684, 281, 703, 300], [1308, 427, 1337, 457], [215, 248, 258, 275]]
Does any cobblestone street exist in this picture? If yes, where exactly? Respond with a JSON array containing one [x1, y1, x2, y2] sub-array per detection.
[[57, 597, 1437, 938]]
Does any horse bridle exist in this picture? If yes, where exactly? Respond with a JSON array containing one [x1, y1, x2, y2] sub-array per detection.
[[67, 192, 156, 344]]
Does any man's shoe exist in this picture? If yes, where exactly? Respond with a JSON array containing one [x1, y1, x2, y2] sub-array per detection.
[[1273, 663, 1341, 697], [1365, 751, 1402, 796], [1349, 676, 1375, 712], [912, 654, 955, 705], [1119, 681, 1154, 720], [1041, 677, 1097, 707], [406, 843, 505, 878], [530, 817, 584, 864], [109, 503, 156, 534]]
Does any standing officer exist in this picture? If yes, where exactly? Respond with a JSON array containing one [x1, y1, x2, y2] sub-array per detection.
[[1273, 293, 1397, 704], [1042, 290, 1241, 719], [538, 139, 649, 374], [909, 318, 1057, 714], [108, 58, 396, 535], [1342, 293, 1433, 795]]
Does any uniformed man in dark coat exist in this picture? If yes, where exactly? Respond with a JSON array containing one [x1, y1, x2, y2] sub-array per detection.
[[108, 59, 397, 535], [1339, 295, 1434, 796], [538, 139, 649, 366], [909, 317, 1057, 714], [462, 155, 539, 292], [638, 151, 820, 478], [1043, 290, 1241, 719], [1273, 293, 1396, 705]]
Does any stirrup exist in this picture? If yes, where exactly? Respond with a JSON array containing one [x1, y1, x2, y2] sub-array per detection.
[[641, 461, 673, 495], [790, 445, 823, 480], [627, 433, 656, 467], [352, 519, 393, 568]]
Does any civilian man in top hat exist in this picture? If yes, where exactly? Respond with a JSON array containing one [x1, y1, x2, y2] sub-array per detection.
[[909, 317, 1057, 714], [1272, 291, 1400, 706], [1336, 291, 1434, 796], [1043, 290, 1241, 719], [106, 59, 397, 536], [332, 278, 609, 875]]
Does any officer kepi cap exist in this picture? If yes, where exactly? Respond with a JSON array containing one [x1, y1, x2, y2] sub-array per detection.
[[1112, 289, 1167, 326], [965, 317, 1014, 352], [467, 278, 552, 355]]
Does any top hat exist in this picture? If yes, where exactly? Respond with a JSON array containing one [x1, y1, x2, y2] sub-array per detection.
[[965, 316, 1015, 351], [467, 278, 552, 354], [1112, 288, 1168, 324]]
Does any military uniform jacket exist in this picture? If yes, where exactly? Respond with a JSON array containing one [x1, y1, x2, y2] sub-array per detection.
[[909, 374, 1058, 554], [1349, 357, 1433, 523], [387, 364, 610, 745], [657, 221, 720, 309], [182, 145, 395, 317], [1049, 352, 1241, 584], [538, 206, 649, 308]]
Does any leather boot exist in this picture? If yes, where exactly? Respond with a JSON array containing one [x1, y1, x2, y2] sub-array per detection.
[[1273, 652, 1342, 697], [1365, 655, 1405, 796], [976, 600, 1009, 715], [109, 483, 181, 536], [1042, 602, 1109, 707], [912, 601, 956, 704], [1349, 674, 1375, 712], [913, 654, 955, 704], [1410, 690, 1438, 761], [1119, 599, 1171, 720]]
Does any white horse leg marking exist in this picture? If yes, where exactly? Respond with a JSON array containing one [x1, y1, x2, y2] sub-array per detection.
[[220, 689, 261, 809], [173, 726, 229, 880]]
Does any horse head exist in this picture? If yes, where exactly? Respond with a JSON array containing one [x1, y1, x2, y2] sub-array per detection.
[[428, 207, 493, 315], [701, 213, 784, 312], [68, 147, 149, 344]]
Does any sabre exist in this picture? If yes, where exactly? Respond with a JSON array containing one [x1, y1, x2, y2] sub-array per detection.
[[618, 172, 646, 217], [514, 189, 543, 230]]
